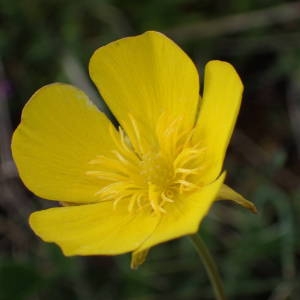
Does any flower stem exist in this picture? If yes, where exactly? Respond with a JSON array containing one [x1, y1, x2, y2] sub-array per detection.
[[190, 234, 226, 300]]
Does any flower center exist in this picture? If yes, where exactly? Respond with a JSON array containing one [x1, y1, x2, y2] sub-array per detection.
[[86, 114, 206, 214], [140, 153, 172, 187]]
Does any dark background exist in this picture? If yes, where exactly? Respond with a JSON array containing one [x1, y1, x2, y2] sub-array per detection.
[[1, 0, 300, 299]]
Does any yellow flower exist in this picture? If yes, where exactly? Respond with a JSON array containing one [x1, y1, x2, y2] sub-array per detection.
[[12, 31, 256, 268]]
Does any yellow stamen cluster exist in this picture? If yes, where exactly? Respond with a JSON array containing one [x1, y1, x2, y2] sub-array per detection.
[[86, 114, 206, 214]]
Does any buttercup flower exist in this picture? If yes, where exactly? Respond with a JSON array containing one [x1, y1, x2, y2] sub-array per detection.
[[12, 31, 256, 268]]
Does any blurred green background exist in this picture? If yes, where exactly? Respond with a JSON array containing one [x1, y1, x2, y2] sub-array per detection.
[[1, 0, 300, 299]]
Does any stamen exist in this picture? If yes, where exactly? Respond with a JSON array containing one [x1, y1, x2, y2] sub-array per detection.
[[113, 197, 122, 210], [161, 192, 174, 204], [128, 114, 145, 155], [148, 182, 161, 214], [109, 125, 140, 164], [175, 167, 203, 175], [86, 114, 206, 215]]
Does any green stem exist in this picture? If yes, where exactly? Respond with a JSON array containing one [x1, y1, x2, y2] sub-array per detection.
[[190, 234, 226, 300]]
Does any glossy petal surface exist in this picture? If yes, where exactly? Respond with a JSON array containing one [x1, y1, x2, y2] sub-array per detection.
[[12, 84, 116, 203], [30, 201, 158, 255], [30, 173, 225, 256], [194, 60, 243, 183], [89, 31, 199, 152]]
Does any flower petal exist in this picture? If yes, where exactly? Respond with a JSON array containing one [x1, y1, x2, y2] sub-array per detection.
[[193, 60, 243, 183], [29, 201, 159, 255], [12, 83, 116, 203], [89, 31, 199, 151], [218, 184, 257, 213], [136, 172, 226, 252], [29, 174, 225, 256]]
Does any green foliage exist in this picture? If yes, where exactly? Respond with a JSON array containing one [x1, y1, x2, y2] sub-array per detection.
[[1, 0, 300, 299]]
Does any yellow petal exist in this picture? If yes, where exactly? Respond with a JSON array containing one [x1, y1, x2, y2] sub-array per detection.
[[218, 184, 257, 213], [12, 83, 116, 203], [136, 172, 226, 252], [29, 174, 225, 256], [193, 60, 243, 183], [89, 31, 199, 152], [29, 201, 159, 255], [131, 248, 150, 269]]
